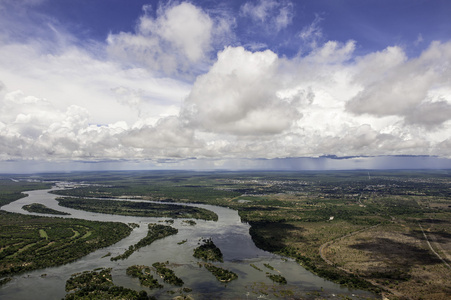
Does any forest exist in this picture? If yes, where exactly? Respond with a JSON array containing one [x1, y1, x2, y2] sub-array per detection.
[[22, 203, 70, 215], [192, 238, 223, 262]]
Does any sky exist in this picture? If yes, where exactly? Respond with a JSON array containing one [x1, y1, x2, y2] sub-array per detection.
[[0, 0, 451, 172]]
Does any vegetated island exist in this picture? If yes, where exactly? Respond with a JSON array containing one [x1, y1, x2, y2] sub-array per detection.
[[267, 273, 287, 285], [56, 197, 218, 221], [126, 265, 162, 289], [0, 211, 132, 278], [0, 179, 134, 279], [182, 220, 196, 226], [65, 268, 152, 300], [22, 203, 70, 215], [152, 261, 184, 286], [203, 263, 238, 283], [111, 224, 178, 261], [193, 238, 223, 262]]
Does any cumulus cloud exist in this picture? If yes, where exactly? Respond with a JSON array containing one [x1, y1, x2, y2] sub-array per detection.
[[347, 41, 451, 128], [0, 89, 89, 159], [0, 88, 200, 160], [176, 40, 451, 159], [107, 2, 231, 76], [2, 33, 451, 162], [181, 46, 301, 135], [405, 100, 451, 129], [120, 116, 203, 158], [0, 38, 190, 125]]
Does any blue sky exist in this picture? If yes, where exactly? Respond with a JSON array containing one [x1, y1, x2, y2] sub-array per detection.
[[0, 0, 450, 172], [26, 0, 450, 57]]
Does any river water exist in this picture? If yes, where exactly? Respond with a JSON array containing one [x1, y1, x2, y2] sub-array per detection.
[[0, 185, 377, 299]]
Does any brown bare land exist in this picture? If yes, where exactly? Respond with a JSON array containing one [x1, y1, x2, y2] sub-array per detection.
[[322, 219, 451, 300]]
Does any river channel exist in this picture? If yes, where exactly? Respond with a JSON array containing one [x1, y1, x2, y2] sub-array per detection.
[[0, 184, 377, 299]]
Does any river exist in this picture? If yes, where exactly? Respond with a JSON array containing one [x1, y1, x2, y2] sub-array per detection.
[[0, 184, 377, 299]]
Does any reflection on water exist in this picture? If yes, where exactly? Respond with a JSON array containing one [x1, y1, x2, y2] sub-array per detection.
[[0, 185, 377, 299]]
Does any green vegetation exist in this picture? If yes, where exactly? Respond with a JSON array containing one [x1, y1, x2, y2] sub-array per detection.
[[126, 265, 163, 289], [0, 212, 132, 277], [49, 171, 240, 203], [0, 178, 51, 207], [267, 273, 287, 285], [0, 277, 12, 286], [193, 238, 223, 262], [38, 229, 48, 239], [203, 263, 238, 283], [111, 224, 178, 261], [65, 268, 152, 300], [1, 179, 135, 279], [152, 262, 184, 286], [182, 220, 196, 226], [57, 197, 218, 221], [250, 263, 262, 271], [22, 203, 70, 215], [128, 223, 140, 228]]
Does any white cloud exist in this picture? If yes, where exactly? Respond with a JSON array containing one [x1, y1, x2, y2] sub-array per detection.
[[240, 0, 293, 32], [2, 33, 450, 162], [304, 40, 356, 64], [241, 0, 277, 23], [177, 41, 451, 159], [0, 5, 193, 161], [107, 2, 232, 77], [0, 39, 190, 125], [120, 116, 203, 158], [181, 46, 301, 136], [149, 2, 213, 62], [347, 41, 451, 127], [275, 5, 294, 31], [298, 14, 323, 50], [0, 1, 450, 164]]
